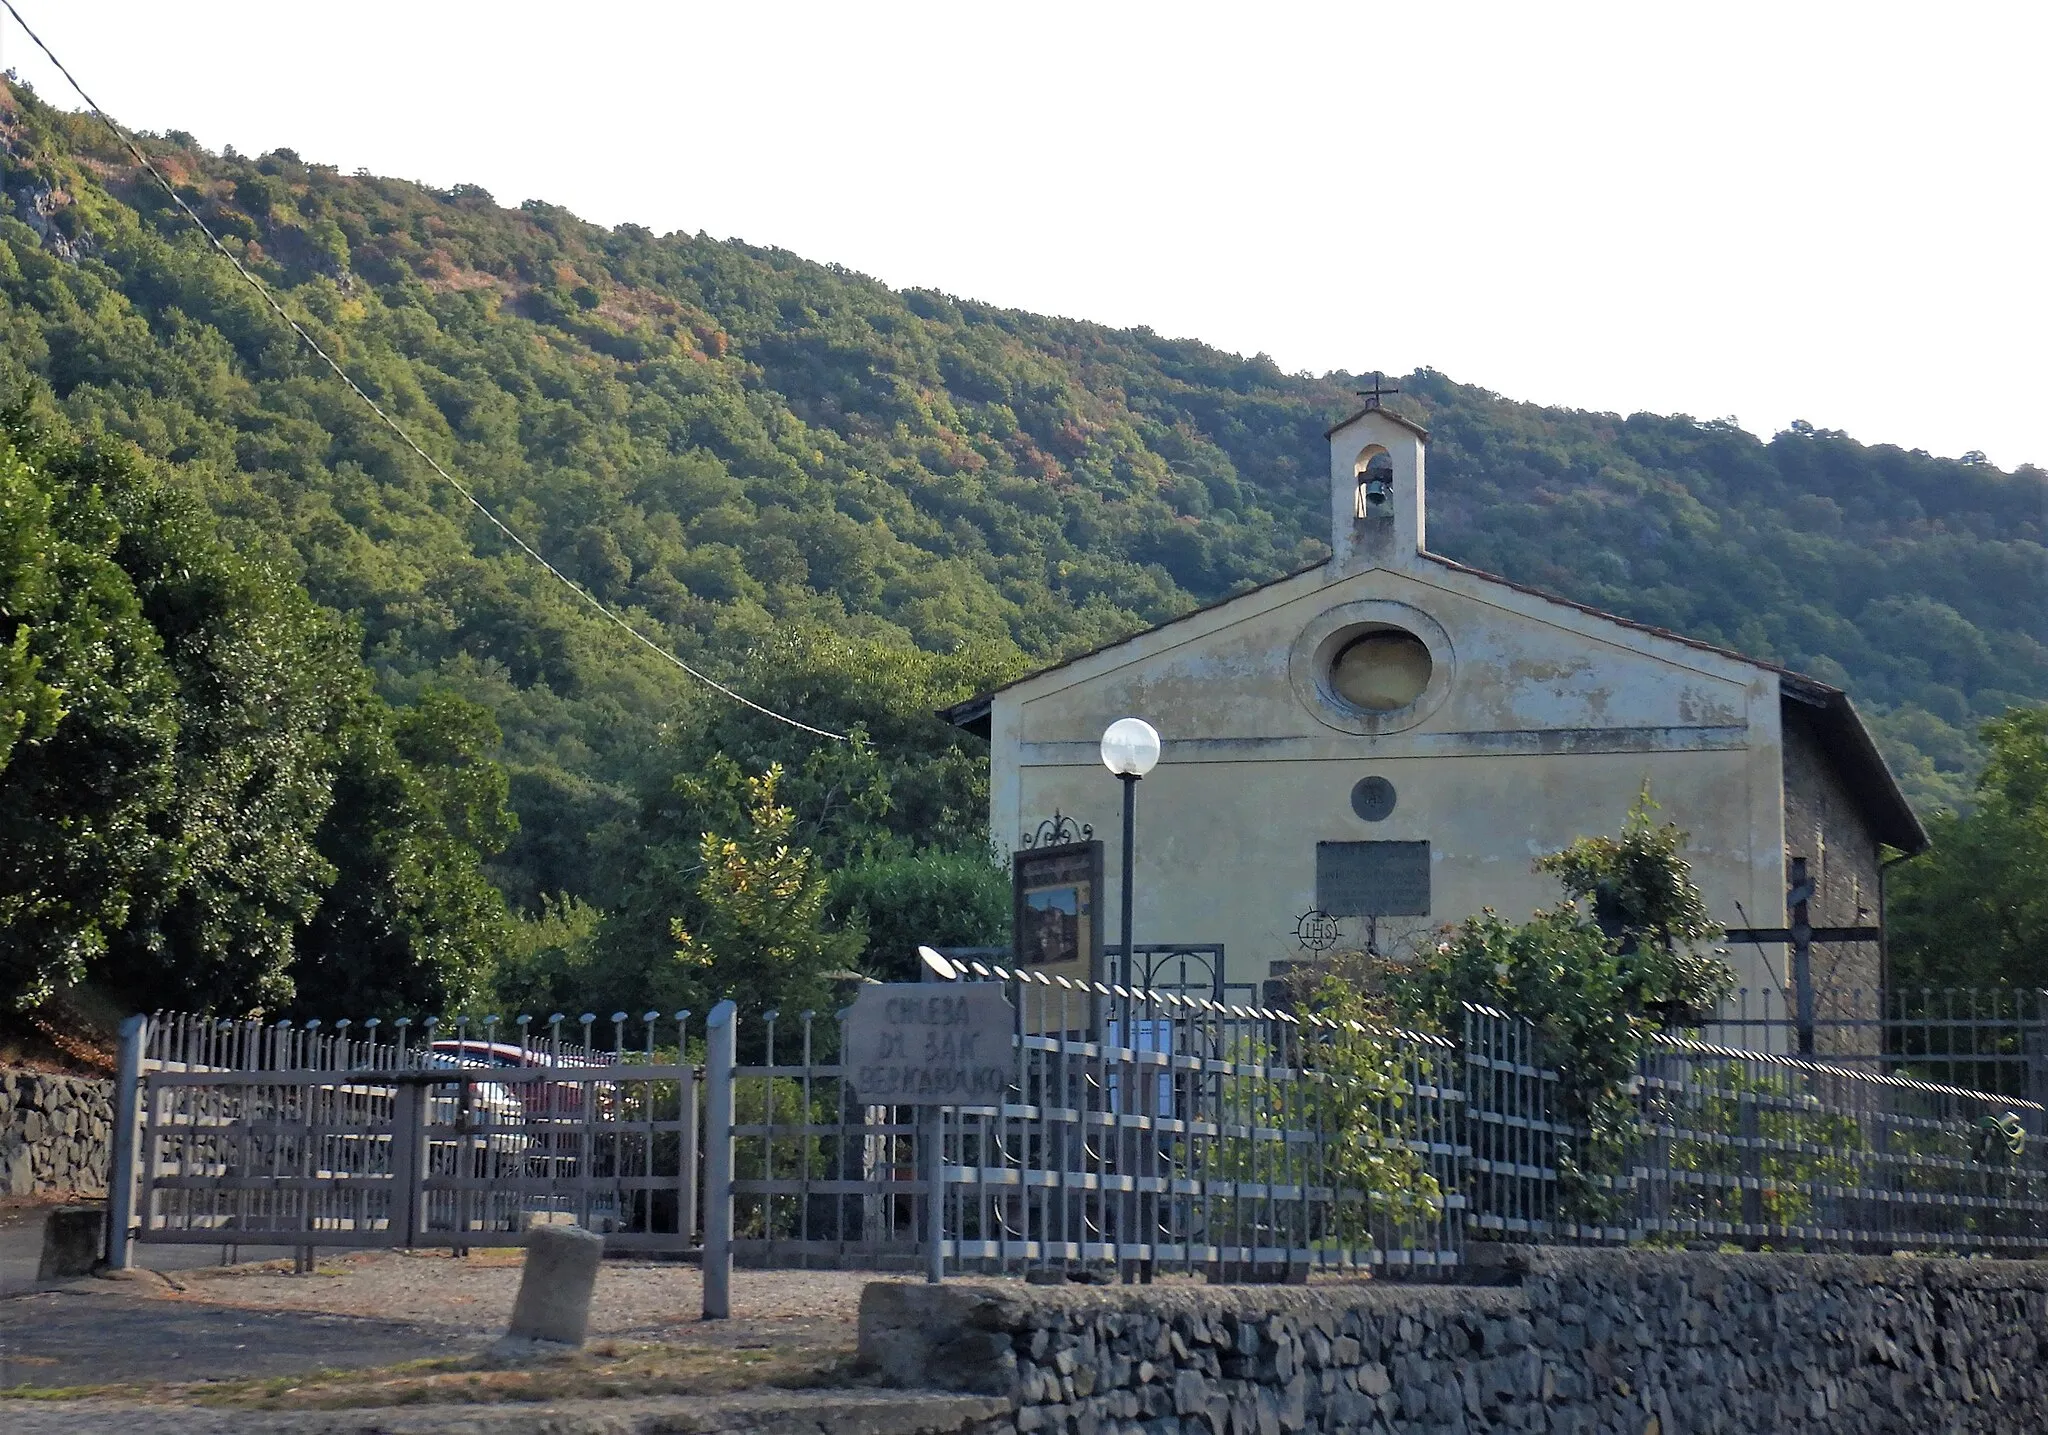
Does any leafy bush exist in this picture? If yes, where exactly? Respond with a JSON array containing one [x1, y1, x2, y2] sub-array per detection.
[[1390, 794, 1735, 1221]]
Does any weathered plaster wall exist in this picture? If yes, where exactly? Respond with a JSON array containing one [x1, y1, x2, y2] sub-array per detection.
[[0, 1068, 112, 1197], [860, 1249, 2048, 1435], [989, 553, 1789, 997]]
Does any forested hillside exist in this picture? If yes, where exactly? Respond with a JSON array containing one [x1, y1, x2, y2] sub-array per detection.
[[1, 77, 2041, 1013]]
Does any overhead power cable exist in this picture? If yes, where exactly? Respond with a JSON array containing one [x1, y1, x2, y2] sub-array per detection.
[[0, 0, 847, 742]]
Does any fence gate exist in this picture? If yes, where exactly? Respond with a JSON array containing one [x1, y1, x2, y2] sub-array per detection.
[[112, 1012, 699, 1262]]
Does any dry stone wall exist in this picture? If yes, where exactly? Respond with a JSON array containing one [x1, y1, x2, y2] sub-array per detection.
[[858, 1249, 2048, 1434], [0, 1069, 113, 1197]]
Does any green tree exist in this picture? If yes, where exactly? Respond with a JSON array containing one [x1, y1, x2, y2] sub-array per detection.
[[826, 847, 1010, 981], [289, 691, 517, 1017], [590, 633, 1008, 1001], [1889, 707, 2048, 989], [668, 764, 863, 1026], [0, 420, 176, 1008], [0, 436, 64, 774], [0, 409, 518, 1018], [71, 430, 349, 1012], [487, 893, 605, 1017]]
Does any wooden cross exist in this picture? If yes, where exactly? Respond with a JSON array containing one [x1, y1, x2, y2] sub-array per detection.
[[1354, 372, 1400, 408]]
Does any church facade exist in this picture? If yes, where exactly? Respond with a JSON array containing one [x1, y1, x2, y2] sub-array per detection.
[[944, 399, 1927, 1007]]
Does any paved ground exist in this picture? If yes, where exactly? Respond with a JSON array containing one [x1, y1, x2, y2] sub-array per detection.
[[0, 1203, 295, 1296], [0, 1387, 1009, 1434], [136, 1248, 912, 1347], [0, 1283, 480, 1388]]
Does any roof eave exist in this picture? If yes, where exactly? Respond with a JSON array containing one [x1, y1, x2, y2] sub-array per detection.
[[937, 558, 1331, 725], [1323, 404, 1431, 441], [937, 693, 992, 741], [1780, 681, 1930, 856]]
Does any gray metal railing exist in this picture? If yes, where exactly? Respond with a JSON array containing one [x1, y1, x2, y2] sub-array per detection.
[[716, 967, 1465, 1278], [1464, 1004, 2048, 1254], [121, 1008, 697, 1261], [1698, 985, 2048, 1103], [107, 982, 2048, 1283]]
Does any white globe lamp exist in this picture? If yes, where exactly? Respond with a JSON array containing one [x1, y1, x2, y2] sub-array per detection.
[[1099, 717, 1161, 778], [1100, 717, 1160, 1000]]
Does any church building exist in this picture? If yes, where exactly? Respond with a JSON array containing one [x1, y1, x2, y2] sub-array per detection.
[[943, 392, 1928, 1007]]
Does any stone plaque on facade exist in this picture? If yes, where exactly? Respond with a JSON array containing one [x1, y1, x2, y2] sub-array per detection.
[[1316, 840, 1431, 917], [843, 982, 1015, 1105]]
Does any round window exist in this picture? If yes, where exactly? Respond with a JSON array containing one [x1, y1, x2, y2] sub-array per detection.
[[1330, 629, 1432, 711]]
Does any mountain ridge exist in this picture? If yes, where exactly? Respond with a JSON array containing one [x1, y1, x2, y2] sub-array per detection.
[[1, 77, 2040, 920]]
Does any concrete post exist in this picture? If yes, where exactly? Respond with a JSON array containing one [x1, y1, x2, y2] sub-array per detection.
[[105, 1014, 147, 1270], [506, 1223, 604, 1346], [40, 1205, 105, 1280], [702, 1000, 736, 1320]]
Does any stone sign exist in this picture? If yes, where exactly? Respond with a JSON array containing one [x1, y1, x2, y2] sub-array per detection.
[[843, 982, 1015, 1105]]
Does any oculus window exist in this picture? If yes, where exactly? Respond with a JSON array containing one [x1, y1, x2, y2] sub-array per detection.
[[1330, 628, 1432, 712]]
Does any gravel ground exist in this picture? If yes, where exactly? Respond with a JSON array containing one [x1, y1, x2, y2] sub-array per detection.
[[162, 1252, 916, 1346], [1, 1252, 928, 1407]]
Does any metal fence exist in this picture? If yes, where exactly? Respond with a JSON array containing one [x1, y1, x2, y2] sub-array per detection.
[[118, 1010, 697, 1263], [1698, 985, 2048, 1103], [106, 980, 2048, 1284], [718, 968, 1464, 1278], [1464, 1004, 2048, 1254], [111, 979, 1467, 1280]]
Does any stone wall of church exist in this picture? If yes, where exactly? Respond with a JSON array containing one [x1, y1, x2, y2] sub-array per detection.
[[1780, 700, 1884, 1009]]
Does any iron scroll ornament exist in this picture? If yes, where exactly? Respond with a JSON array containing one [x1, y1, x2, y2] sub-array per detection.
[[1119, 944, 1227, 999], [1020, 810, 1094, 850]]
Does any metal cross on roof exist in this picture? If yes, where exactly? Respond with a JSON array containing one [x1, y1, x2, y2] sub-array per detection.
[[1354, 372, 1400, 409]]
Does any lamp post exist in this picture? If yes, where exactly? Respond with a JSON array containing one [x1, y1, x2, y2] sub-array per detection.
[[1099, 718, 1161, 991]]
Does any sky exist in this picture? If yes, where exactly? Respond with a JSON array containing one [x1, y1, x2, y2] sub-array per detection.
[[4, 1, 2043, 468]]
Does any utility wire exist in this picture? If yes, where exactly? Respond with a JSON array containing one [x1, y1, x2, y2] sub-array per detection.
[[0, 0, 847, 742]]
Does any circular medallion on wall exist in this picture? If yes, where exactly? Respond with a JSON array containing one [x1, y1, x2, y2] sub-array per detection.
[[1294, 909, 1340, 952], [1350, 776, 1397, 822]]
